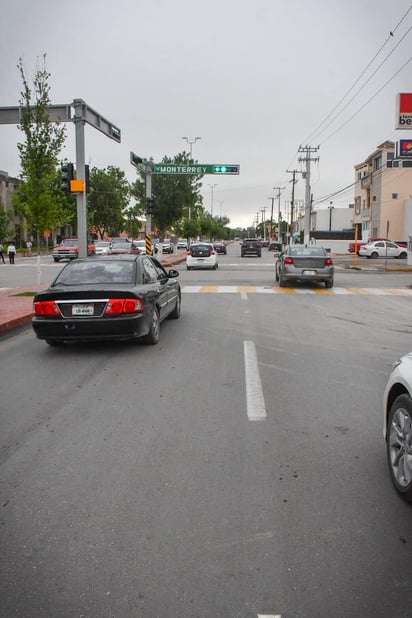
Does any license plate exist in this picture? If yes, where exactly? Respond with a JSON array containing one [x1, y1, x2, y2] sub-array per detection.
[[302, 270, 317, 276], [72, 304, 94, 316], [196, 258, 205, 262]]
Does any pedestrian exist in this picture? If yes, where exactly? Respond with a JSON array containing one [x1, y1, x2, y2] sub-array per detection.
[[26, 240, 32, 256], [0, 243, 5, 264], [7, 242, 16, 264]]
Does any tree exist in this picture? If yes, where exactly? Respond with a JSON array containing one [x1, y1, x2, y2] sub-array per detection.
[[87, 166, 131, 239], [12, 56, 67, 244], [130, 153, 203, 238]]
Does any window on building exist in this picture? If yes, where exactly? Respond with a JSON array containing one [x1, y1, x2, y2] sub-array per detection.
[[374, 156, 382, 171], [392, 193, 398, 199], [373, 196, 376, 201]]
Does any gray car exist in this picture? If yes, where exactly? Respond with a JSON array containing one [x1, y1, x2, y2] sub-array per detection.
[[275, 245, 334, 288]]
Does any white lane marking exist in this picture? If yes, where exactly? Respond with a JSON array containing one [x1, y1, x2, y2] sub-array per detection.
[[244, 340, 267, 421], [241, 292, 248, 300], [257, 614, 281, 617]]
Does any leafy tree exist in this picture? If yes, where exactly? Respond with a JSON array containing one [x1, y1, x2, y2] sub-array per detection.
[[0, 205, 13, 242], [12, 55, 67, 244], [87, 166, 131, 239], [130, 153, 203, 238]]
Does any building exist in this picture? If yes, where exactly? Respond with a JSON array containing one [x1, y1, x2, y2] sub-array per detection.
[[0, 170, 22, 243], [353, 140, 412, 243]]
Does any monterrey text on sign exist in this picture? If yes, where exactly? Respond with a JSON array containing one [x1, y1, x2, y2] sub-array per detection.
[[153, 164, 240, 175]]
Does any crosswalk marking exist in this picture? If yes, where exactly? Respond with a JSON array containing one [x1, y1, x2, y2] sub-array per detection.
[[181, 285, 412, 296]]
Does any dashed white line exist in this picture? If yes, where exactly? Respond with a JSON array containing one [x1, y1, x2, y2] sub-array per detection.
[[244, 340, 267, 421]]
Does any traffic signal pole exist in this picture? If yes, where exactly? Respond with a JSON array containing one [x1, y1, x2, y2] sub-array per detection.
[[73, 100, 87, 258], [145, 159, 154, 254]]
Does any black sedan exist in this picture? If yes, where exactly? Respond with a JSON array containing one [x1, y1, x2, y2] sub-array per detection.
[[32, 255, 181, 346], [275, 245, 334, 288]]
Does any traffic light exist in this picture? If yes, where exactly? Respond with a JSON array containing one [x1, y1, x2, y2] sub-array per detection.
[[61, 163, 74, 193], [146, 197, 154, 215], [213, 165, 240, 175], [130, 152, 144, 167]]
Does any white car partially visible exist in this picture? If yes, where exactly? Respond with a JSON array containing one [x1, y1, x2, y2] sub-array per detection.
[[95, 241, 110, 255], [383, 352, 412, 502], [359, 240, 407, 259], [186, 242, 218, 270]]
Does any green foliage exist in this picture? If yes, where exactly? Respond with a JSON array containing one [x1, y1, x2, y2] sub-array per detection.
[[130, 152, 203, 237], [87, 166, 131, 238], [0, 205, 13, 242], [12, 56, 67, 234]]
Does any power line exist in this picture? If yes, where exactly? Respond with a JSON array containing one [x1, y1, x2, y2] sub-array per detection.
[[304, 6, 412, 144], [321, 54, 412, 144]]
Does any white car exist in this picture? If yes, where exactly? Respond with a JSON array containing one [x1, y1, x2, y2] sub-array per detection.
[[186, 242, 218, 270], [176, 238, 188, 249], [383, 352, 412, 502], [359, 240, 407, 259], [94, 241, 110, 255]]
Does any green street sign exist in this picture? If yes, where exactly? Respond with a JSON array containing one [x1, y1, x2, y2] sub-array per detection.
[[153, 163, 240, 175]]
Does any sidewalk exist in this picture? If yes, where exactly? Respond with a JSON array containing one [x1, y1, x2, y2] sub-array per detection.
[[0, 252, 187, 335]]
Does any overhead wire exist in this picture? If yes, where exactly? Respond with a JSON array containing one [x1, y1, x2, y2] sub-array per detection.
[[303, 5, 412, 144]]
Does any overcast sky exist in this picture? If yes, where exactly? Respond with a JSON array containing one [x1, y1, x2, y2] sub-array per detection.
[[1, 0, 412, 229]]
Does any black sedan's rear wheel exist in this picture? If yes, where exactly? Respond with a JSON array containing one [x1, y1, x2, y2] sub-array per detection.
[[325, 279, 334, 288], [143, 308, 160, 345], [386, 394, 412, 502]]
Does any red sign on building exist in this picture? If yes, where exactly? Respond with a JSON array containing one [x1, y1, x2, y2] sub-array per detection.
[[396, 93, 412, 129]]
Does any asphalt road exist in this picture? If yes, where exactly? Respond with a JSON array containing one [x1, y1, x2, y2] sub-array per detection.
[[1, 244, 411, 617]]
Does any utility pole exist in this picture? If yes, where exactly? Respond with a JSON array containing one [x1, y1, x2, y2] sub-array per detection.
[[298, 145, 319, 245], [273, 186, 285, 243], [286, 169, 302, 244], [268, 196, 275, 239]]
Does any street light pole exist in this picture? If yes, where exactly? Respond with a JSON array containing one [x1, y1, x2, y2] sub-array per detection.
[[208, 184, 217, 217], [260, 207, 267, 241], [181, 136, 201, 157], [328, 201, 334, 231]]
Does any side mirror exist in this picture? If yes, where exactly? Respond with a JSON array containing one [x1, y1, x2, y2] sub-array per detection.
[[168, 269, 180, 278]]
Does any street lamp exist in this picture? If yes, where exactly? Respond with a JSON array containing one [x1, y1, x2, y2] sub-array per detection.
[[328, 201, 334, 231], [181, 136, 201, 157], [208, 184, 217, 216]]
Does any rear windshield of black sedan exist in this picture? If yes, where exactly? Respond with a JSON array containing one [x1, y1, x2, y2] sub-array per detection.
[[54, 261, 135, 285]]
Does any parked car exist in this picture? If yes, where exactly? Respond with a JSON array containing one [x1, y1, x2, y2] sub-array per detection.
[[275, 245, 334, 287], [213, 241, 227, 254], [383, 352, 412, 502], [52, 238, 96, 262], [108, 242, 140, 255], [176, 238, 188, 250], [110, 237, 131, 246], [241, 238, 261, 257], [186, 242, 218, 270], [32, 255, 181, 346], [358, 240, 408, 259], [257, 238, 269, 247], [95, 241, 111, 256], [162, 239, 174, 254]]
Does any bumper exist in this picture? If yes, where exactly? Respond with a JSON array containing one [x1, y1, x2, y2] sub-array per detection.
[[32, 313, 149, 342]]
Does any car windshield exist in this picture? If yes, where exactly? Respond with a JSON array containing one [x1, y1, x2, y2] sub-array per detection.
[[60, 239, 78, 246], [54, 261, 135, 285]]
